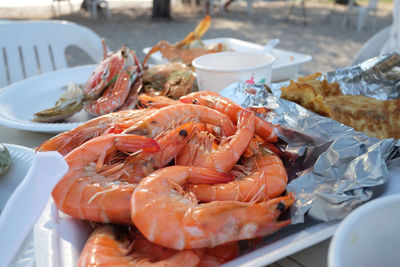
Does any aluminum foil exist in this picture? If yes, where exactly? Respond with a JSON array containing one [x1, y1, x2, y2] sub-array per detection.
[[325, 52, 400, 100], [219, 53, 400, 224]]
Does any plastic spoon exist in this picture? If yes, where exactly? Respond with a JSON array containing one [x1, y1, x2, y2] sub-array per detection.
[[0, 151, 68, 267], [263, 38, 280, 54]]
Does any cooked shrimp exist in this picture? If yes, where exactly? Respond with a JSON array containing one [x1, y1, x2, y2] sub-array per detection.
[[123, 104, 236, 138], [176, 109, 255, 173], [180, 91, 278, 142], [131, 166, 294, 250], [52, 134, 160, 225], [188, 151, 288, 202], [129, 229, 238, 266], [137, 93, 179, 109], [78, 224, 202, 267], [38, 109, 151, 156], [124, 121, 196, 183]]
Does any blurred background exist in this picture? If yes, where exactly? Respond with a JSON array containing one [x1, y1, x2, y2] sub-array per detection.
[[0, 0, 394, 79]]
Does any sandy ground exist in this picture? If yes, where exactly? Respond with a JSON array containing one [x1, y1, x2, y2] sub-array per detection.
[[0, 0, 394, 75]]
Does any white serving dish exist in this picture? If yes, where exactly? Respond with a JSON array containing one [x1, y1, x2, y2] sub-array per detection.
[[328, 194, 400, 267], [0, 65, 96, 134], [143, 37, 312, 82], [193, 51, 275, 92], [31, 160, 400, 266]]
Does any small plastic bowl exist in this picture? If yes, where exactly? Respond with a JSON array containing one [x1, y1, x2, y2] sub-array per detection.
[[192, 51, 276, 93], [328, 194, 400, 267]]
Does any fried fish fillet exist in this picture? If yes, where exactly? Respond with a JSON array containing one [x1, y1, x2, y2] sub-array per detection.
[[280, 73, 341, 117], [326, 95, 400, 140], [280, 73, 400, 140]]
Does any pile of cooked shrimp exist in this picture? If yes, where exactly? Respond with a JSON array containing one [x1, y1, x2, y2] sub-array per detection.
[[39, 90, 295, 266]]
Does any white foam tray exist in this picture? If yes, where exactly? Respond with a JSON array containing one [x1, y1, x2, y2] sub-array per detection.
[[30, 159, 400, 266]]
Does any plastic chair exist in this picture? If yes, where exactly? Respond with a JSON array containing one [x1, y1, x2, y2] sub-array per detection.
[[87, 0, 112, 20], [204, 0, 256, 15], [51, 0, 74, 16], [350, 26, 391, 65], [285, 0, 307, 26], [356, 0, 379, 31], [0, 20, 104, 88], [204, 0, 223, 15], [342, 0, 379, 31]]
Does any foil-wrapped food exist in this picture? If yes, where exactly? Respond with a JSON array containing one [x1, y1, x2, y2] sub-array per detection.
[[220, 52, 400, 224], [279, 72, 400, 140]]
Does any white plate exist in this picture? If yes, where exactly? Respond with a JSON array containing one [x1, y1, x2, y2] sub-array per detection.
[[143, 38, 312, 82], [0, 65, 96, 133], [32, 159, 400, 266], [0, 144, 35, 266]]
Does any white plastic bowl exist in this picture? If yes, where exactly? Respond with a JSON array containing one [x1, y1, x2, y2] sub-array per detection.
[[192, 51, 275, 93], [328, 194, 400, 267]]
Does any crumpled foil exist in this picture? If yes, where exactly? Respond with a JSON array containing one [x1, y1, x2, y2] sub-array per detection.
[[219, 53, 400, 224], [326, 52, 400, 100]]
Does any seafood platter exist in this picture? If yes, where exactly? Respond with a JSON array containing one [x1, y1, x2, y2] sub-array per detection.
[[1, 15, 400, 267]]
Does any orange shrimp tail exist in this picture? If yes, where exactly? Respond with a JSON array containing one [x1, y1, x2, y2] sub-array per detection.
[[37, 127, 103, 156]]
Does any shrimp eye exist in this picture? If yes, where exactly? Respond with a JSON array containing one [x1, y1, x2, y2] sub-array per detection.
[[277, 202, 286, 212], [148, 101, 153, 104], [192, 99, 198, 104], [179, 129, 188, 137]]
